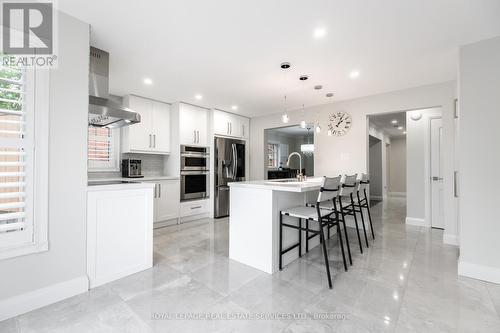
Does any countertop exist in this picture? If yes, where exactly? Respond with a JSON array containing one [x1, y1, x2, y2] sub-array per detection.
[[228, 177, 323, 192], [87, 181, 155, 192], [88, 176, 180, 184]]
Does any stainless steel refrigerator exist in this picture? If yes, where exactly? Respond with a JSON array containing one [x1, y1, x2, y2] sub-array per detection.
[[214, 137, 246, 218]]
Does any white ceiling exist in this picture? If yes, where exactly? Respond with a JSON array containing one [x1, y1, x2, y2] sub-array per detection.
[[59, 0, 500, 117], [369, 112, 407, 138]]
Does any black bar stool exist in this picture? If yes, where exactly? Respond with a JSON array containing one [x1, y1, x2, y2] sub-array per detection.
[[339, 174, 369, 253], [357, 173, 375, 240], [279, 176, 348, 289]]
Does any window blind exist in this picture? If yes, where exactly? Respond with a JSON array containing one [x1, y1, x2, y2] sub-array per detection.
[[0, 64, 28, 235], [88, 127, 112, 162]]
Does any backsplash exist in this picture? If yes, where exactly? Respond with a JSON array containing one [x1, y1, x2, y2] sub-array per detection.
[[88, 153, 167, 179]]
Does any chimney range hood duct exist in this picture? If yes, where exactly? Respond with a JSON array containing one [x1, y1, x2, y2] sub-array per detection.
[[88, 47, 140, 128]]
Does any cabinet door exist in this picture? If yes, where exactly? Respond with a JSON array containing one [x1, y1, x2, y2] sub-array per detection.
[[180, 104, 208, 146], [240, 116, 249, 139], [228, 113, 242, 138], [151, 101, 170, 153], [213, 110, 230, 136], [156, 179, 180, 222], [125, 96, 153, 151]]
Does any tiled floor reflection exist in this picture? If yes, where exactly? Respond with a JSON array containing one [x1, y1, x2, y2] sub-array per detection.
[[4, 198, 500, 332]]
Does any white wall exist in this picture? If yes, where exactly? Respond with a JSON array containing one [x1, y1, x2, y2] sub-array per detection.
[[388, 137, 406, 194], [249, 81, 458, 242], [458, 36, 500, 283], [406, 108, 442, 226], [368, 124, 390, 199], [369, 137, 383, 198], [0, 12, 89, 319]]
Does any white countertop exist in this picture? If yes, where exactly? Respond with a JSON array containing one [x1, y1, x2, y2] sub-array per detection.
[[88, 176, 180, 184], [87, 182, 155, 192], [228, 177, 323, 192]]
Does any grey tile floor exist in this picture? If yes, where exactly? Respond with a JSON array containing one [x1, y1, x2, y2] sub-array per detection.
[[3, 198, 500, 332]]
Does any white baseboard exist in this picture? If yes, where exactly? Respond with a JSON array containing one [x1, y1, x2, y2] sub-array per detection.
[[405, 216, 429, 227], [0, 275, 89, 321], [458, 260, 500, 284], [443, 233, 459, 246], [389, 192, 407, 198]]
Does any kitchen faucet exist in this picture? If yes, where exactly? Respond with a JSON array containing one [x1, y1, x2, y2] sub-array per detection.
[[286, 152, 304, 182]]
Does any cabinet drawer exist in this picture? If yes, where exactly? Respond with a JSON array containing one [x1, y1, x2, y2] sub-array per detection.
[[180, 199, 209, 217]]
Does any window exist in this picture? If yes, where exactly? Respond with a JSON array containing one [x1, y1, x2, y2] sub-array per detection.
[[88, 126, 119, 172], [0, 62, 49, 260], [267, 143, 279, 168]]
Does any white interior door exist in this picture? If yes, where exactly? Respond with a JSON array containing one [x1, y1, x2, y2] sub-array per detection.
[[431, 118, 444, 228]]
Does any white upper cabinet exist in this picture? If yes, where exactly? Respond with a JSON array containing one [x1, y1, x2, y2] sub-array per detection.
[[179, 103, 208, 146], [213, 109, 249, 139], [122, 95, 170, 154]]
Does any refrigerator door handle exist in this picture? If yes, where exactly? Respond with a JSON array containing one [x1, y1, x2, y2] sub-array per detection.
[[232, 144, 237, 180]]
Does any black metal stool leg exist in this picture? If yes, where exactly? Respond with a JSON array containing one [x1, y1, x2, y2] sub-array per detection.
[[349, 194, 363, 254], [279, 212, 283, 270], [298, 218, 302, 257], [355, 193, 369, 248], [337, 198, 352, 265], [364, 189, 375, 240], [337, 220, 348, 272], [306, 219, 309, 252], [319, 217, 333, 289]]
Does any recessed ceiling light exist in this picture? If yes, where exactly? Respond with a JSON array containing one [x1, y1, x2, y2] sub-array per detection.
[[195, 94, 203, 100], [326, 93, 334, 98], [391, 120, 398, 124], [299, 75, 309, 81], [280, 62, 291, 69], [349, 70, 360, 79], [313, 27, 326, 39], [314, 85, 323, 90], [398, 126, 404, 130], [143, 78, 153, 85], [231, 105, 238, 110]]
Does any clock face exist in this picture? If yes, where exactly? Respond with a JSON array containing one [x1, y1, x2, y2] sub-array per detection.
[[328, 112, 352, 136]]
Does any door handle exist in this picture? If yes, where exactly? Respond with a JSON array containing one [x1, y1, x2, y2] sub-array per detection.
[[432, 176, 443, 181]]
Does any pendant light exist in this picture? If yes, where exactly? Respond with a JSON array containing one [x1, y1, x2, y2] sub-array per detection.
[[281, 95, 289, 123], [314, 85, 322, 133], [300, 125, 314, 156], [300, 104, 306, 128]]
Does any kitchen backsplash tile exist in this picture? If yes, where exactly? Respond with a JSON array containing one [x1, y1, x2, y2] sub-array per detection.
[[88, 153, 166, 179]]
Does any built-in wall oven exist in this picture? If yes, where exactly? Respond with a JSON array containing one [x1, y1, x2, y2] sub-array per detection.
[[180, 145, 209, 201]]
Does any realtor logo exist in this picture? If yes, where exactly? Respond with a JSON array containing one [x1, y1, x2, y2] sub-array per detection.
[[2, 1, 53, 54]]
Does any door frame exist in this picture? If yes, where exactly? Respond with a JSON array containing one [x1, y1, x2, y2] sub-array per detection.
[[428, 116, 444, 229]]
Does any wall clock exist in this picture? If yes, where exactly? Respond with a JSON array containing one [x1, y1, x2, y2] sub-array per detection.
[[328, 111, 352, 136]]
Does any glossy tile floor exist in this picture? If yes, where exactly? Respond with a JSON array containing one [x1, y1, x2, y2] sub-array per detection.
[[3, 198, 500, 332]]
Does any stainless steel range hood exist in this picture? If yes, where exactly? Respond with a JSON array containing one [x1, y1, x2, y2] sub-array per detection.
[[88, 47, 140, 128]]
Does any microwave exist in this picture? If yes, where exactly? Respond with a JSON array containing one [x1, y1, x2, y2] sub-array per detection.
[[180, 145, 209, 171]]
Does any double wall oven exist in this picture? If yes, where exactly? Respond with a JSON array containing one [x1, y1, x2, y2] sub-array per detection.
[[180, 145, 209, 201]]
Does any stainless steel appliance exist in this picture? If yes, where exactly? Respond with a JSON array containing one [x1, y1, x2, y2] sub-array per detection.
[[88, 47, 141, 128], [122, 159, 143, 178], [180, 145, 210, 201], [180, 170, 210, 201], [181, 145, 209, 171], [214, 137, 246, 218]]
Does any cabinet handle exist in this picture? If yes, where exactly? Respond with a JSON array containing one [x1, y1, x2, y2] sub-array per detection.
[[242, 124, 244, 137], [149, 134, 152, 148], [194, 130, 196, 143], [191, 205, 202, 210], [158, 183, 161, 198], [227, 122, 229, 135], [153, 184, 157, 198], [230, 122, 232, 135], [197, 131, 199, 143], [153, 134, 156, 148]]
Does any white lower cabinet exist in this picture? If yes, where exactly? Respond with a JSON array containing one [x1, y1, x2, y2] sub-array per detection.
[[87, 184, 154, 288], [147, 179, 180, 224]]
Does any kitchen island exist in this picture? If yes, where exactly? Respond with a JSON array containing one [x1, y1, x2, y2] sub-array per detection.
[[228, 178, 324, 274]]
